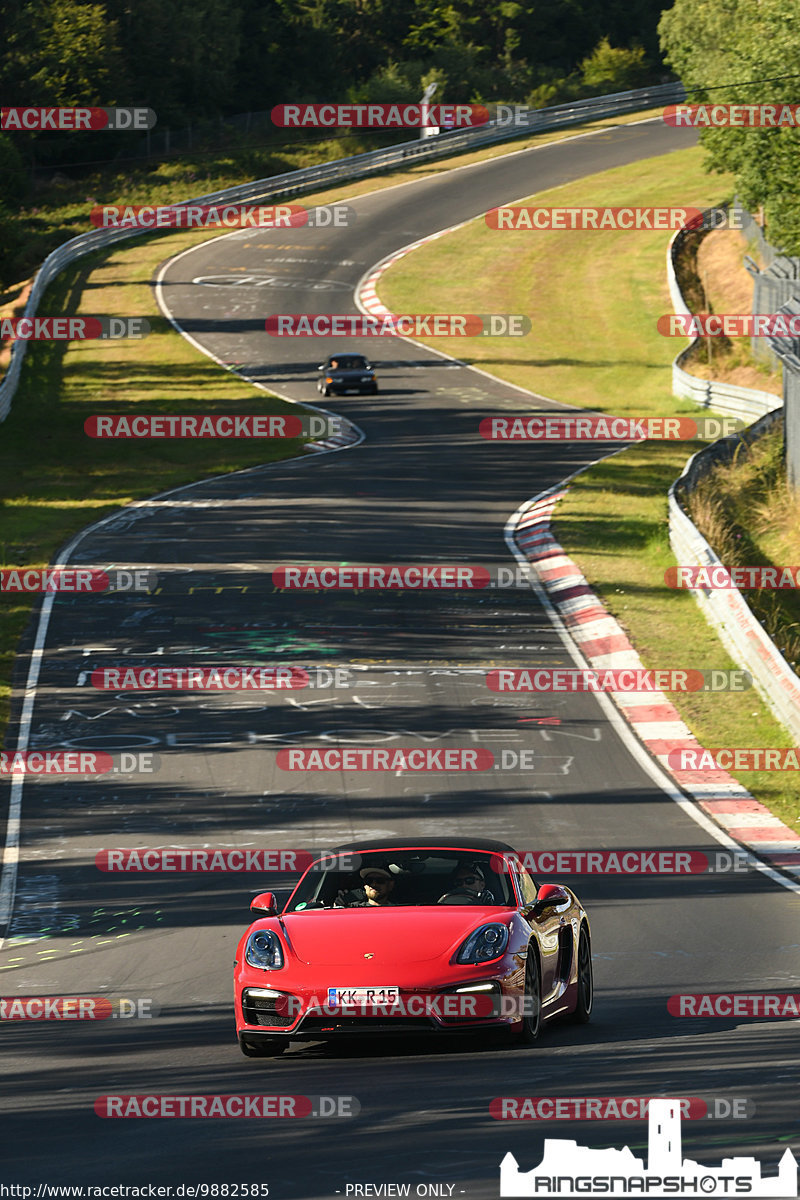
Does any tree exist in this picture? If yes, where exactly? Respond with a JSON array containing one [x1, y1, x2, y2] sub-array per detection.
[[659, 0, 800, 254], [579, 37, 649, 94], [0, 0, 123, 106]]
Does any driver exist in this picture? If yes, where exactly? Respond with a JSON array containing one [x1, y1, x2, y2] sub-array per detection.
[[335, 864, 397, 907], [440, 861, 495, 904]]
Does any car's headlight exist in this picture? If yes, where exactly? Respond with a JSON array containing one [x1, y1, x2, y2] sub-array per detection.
[[244, 929, 284, 970], [456, 923, 509, 964], [361, 375, 375, 381]]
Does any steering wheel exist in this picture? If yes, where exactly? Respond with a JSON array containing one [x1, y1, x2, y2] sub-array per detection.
[[437, 888, 480, 905]]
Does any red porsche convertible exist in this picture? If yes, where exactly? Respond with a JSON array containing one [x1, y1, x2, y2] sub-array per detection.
[[233, 837, 592, 1056]]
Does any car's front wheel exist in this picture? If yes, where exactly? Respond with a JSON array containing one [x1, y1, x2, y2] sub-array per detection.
[[239, 1034, 286, 1058], [519, 948, 541, 1043], [570, 925, 593, 1023]]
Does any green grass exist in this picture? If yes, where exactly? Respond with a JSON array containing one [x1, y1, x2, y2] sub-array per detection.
[[2, 105, 667, 297], [0, 225, 316, 736], [0, 104, 672, 742], [686, 421, 800, 669], [379, 143, 800, 836]]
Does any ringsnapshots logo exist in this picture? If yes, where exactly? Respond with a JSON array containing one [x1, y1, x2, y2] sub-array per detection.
[[91, 203, 355, 229], [487, 668, 752, 693], [265, 314, 529, 337], [1, 107, 156, 131], [499, 1098, 797, 1197], [663, 102, 800, 128], [480, 415, 744, 441], [0, 317, 149, 341], [486, 207, 744, 232], [84, 414, 339, 439], [0, 568, 157, 593]]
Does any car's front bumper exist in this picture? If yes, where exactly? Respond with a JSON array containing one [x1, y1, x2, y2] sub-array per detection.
[[236, 967, 525, 1040]]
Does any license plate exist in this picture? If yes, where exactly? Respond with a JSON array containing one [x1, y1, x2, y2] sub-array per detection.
[[327, 986, 400, 1006]]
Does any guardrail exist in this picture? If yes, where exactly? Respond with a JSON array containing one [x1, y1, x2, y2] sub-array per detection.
[[0, 81, 685, 423], [666, 206, 800, 740], [668, 411, 800, 743], [666, 212, 780, 422]]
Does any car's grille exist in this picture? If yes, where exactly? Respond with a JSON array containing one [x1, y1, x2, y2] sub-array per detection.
[[299, 1015, 435, 1033], [242, 993, 296, 1028]]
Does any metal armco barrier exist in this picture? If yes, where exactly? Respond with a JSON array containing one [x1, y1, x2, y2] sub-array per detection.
[[666, 221, 798, 741], [767, 296, 800, 490], [669, 412, 800, 744], [0, 81, 685, 423], [666, 211, 780, 422]]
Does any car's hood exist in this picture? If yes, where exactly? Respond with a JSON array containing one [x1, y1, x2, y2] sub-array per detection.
[[277, 906, 506, 966]]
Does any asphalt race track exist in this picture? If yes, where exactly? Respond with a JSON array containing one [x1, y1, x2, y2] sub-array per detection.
[[2, 119, 800, 1197]]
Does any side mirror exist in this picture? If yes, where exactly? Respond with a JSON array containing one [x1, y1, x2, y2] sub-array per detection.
[[532, 883, 570, 912], [250, 891, 278, 916]]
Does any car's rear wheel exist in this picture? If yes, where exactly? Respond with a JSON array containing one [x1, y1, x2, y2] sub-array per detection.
[[570, 925, 593, 1023], [321, 387, 331, 397], [519, 948, 541, 1043], [239, 1034, 286, 1058]]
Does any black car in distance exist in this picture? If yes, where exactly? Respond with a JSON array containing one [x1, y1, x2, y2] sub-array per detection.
[[317, 353, 379, 395]]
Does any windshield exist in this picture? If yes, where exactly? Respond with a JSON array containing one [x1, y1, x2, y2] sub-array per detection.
[[284, 850, 518, 911], [329, 355, 368, 370]]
